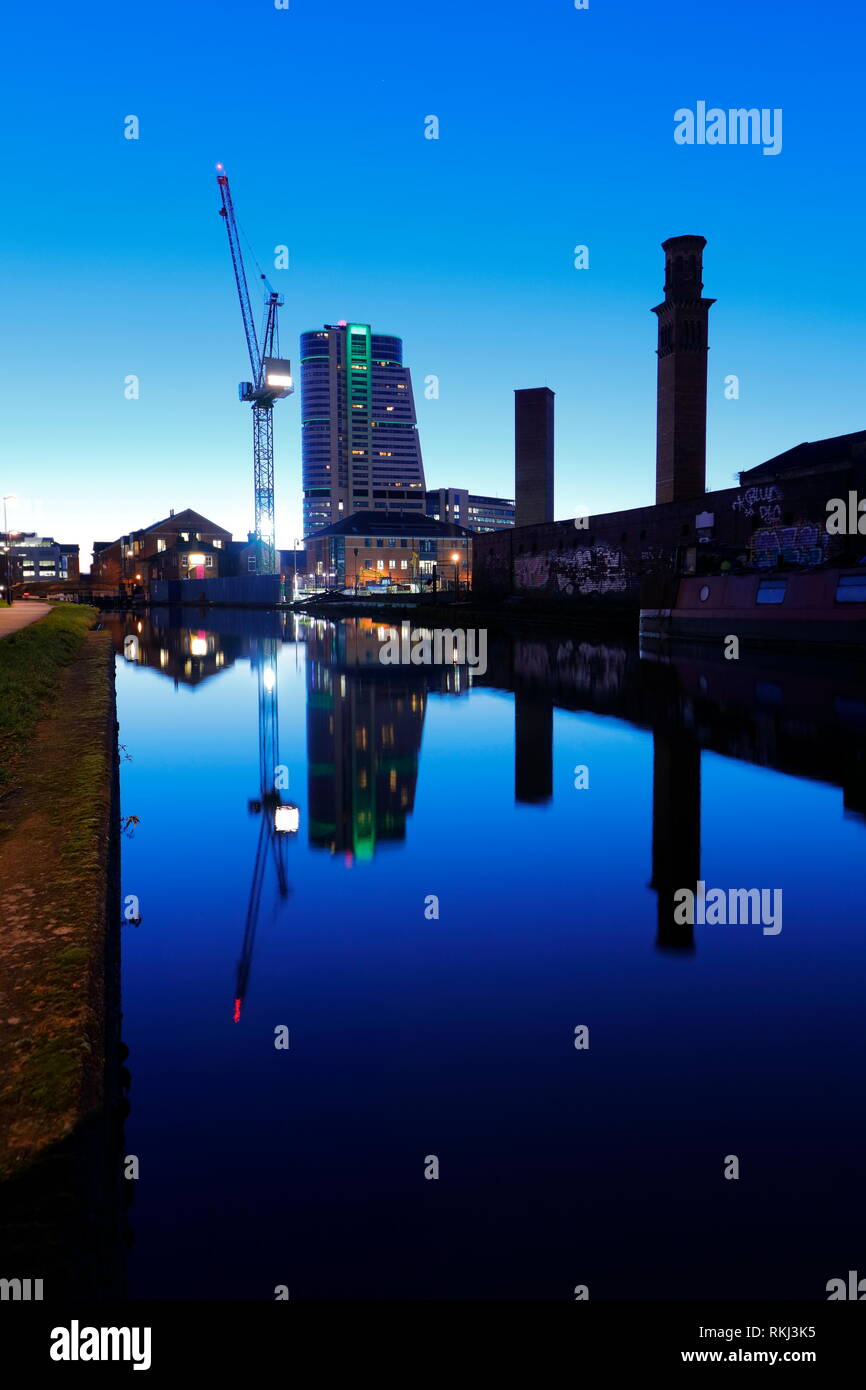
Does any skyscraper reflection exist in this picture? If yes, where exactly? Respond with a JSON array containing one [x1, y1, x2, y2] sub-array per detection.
[[303, 617, 468, 860]]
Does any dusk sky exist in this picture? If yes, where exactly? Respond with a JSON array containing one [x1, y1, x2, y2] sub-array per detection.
[[2, 0, 865, 564]]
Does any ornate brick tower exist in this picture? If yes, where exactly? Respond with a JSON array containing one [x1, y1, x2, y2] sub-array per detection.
[[652, 236, 714, 504]]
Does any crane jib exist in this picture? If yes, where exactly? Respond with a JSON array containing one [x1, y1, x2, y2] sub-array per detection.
[[216, 167, 293, 578]]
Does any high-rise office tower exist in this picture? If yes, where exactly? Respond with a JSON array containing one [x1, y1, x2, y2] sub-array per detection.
[[300, 322, 426, 535], [652, 235, 714, 504]]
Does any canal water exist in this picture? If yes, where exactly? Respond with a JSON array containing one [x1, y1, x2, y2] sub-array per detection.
[[107, 609, 866, 1300]]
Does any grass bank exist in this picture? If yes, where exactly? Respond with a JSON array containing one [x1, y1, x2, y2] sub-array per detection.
[[0, 606, 121, 1212], [0, 604, 97, 798]]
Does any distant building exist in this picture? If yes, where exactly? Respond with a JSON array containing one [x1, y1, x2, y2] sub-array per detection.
[[279, 547, 306, 579], [226, 537, 307, 580], [300, 322, 426, 534], [515, 387, 554, 527], [1, 533, 79, 586], [144, 536, 226, 583], [304, 510, 472, 590], [424, 488, 515, 532], [92, 509, 233, 587]]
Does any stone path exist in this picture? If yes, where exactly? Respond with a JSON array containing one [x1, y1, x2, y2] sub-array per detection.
[[0, 602, 51, 640]]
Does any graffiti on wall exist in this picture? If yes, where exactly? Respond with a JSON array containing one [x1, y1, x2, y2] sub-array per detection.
[[514, 543, 629, 596], [732, 484, 783, 524], [749, 519, 829, 568]]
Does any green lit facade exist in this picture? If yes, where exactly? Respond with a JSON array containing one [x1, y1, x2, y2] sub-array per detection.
[[301, 322, 427, 536]]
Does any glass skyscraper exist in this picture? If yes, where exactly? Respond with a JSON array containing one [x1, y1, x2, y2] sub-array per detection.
[[300, 322, 426, 536]]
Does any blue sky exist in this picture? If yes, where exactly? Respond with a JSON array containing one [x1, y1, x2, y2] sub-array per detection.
[[1, 0, 864, 563]]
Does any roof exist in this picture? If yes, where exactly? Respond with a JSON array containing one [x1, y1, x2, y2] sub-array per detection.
[[306, 510, 473, 540], [741, 430, 866, 481], [142, 508, 232, 536]]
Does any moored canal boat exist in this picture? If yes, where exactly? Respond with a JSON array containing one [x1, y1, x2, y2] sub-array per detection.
[[640, 567, 866, 650]]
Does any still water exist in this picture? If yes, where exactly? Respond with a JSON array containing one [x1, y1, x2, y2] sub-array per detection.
[[107, 609, 866, 1300]]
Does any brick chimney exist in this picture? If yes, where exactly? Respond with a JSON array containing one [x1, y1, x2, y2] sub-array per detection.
[[514, 387, 554, 527], [652, 236, 714, 504]]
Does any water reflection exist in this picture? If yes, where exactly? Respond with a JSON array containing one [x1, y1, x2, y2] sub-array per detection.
[[235, 637, 298, 1022], [303, 619, 467, 861], [107, 609, 866, 1300], [104, 609, 866, 965]]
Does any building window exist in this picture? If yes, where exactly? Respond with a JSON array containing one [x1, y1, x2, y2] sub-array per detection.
[[205, 555, 213, 568], [836, 574, 866, 603], [157, 538, 166, 552], [376, 560, 384, 570], [401, 560, 408, 570], [756, 578, 788, 605]]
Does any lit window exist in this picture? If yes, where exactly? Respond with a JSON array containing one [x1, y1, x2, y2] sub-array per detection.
[[756, 578, 788, 605], [836, 574, 866, 603]]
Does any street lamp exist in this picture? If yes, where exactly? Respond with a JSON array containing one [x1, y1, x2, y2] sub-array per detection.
[[2, 495, 16, 606], [451, 550, 460, 595]]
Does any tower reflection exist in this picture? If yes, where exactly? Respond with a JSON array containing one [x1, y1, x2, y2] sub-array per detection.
[[303, 617, 467, 860]]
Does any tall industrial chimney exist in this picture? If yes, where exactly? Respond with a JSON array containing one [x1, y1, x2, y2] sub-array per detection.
[[652, 236, 714, 504], [515, 387, 554, 527]]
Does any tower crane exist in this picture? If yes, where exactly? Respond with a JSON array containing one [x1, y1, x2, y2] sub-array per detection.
[[216, 165, 294, 575]]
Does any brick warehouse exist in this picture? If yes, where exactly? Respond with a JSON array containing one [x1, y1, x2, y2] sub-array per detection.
[[473, 237, 866, 615]]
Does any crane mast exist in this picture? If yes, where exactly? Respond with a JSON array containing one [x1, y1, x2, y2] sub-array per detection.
[[216, 165, 294, 576]]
